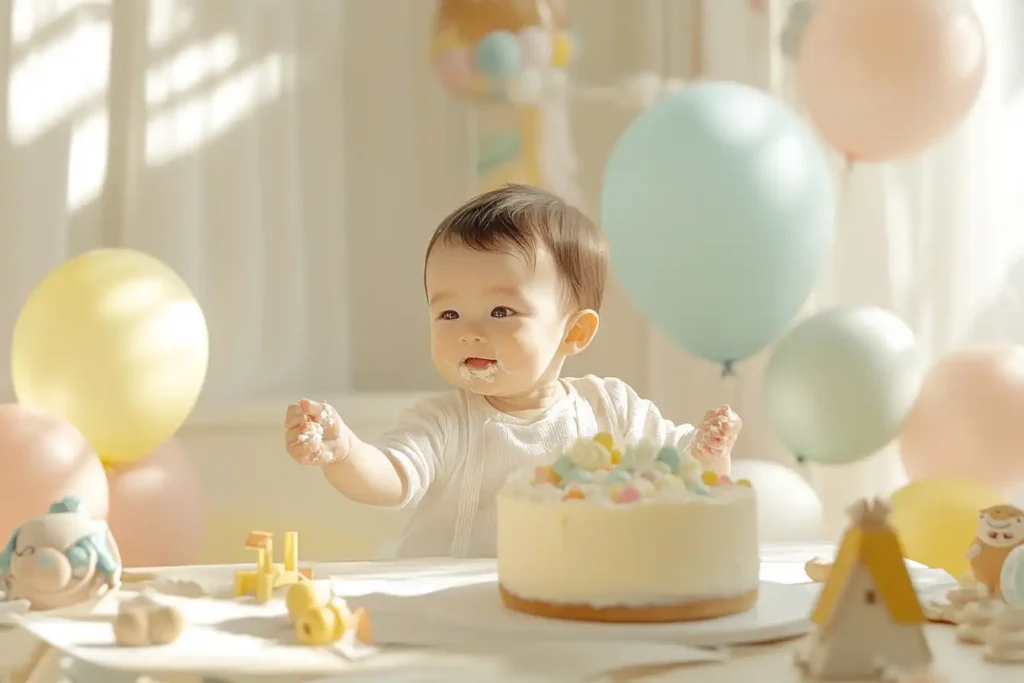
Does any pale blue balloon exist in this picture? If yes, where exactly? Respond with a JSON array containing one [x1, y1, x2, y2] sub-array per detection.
[[475, 30, 520, 80], [601, 81, 835, 367]]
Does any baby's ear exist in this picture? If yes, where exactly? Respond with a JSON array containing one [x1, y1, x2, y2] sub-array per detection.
[[562, 310, 599, 356]]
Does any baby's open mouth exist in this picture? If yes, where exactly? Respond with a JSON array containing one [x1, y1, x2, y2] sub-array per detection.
[[463, 357, 496, 370]]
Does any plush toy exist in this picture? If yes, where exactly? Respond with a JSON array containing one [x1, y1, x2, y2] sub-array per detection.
[[0, 496, 121, 611]]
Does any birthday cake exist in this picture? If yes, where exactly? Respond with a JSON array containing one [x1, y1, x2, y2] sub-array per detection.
[[496, 434, 759, 622]]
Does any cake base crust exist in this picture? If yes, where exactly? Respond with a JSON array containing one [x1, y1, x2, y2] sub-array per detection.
[[498, 584, 759, 623]]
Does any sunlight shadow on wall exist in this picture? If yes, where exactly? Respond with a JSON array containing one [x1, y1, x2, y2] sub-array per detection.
[[147, 0, 196, 51], [145, 49, 291, 167], [146, 31, 240, 107], [7, 2, 110, 144], [66, 109, 107, 211]]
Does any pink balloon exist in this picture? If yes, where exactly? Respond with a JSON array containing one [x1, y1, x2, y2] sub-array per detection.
[[798, 0, 986, 162], [899, 348, 1024, 490], [106, 439, 204, 567], [0, 404, 108, 536], [434, 47, 476, 93], [518, 27, 553, 69]]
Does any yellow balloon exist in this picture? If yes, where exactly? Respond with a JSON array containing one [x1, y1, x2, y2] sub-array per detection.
[[12, 249, 209, 464], [889, 476, 1006, 576]]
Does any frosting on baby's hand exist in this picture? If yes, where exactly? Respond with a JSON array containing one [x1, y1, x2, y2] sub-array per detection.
[[692, 405, 742, 463]]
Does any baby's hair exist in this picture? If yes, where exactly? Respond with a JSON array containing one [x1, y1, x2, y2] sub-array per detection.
[[425, 184, 608, 312]]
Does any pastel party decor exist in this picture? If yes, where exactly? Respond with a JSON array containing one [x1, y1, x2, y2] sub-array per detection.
[[889, 476, 1005, 576], [0, 404, 109, 540], [601, 81, 835, 370], [11, 249, 209, 465], [475, 30, 520, 80], [899, 347, 1024, 490], [431, 0, 578, 195], [518, 26, 553, 68], [729, 459, 822, 542], [798, 0, 986, 162], [432, 0, 575, 103], [763, 307, 924, 465]]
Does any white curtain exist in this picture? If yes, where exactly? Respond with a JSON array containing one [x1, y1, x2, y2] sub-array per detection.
[[660, 0, 1024, 538], [0, 0, 699, 406]]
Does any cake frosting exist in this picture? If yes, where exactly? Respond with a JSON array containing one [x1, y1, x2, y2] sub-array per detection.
[[496, 433, 759, 622]]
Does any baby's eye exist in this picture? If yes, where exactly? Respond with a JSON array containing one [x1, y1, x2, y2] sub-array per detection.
[[438, 310, 459, 321], [491, 306, 515, 318]]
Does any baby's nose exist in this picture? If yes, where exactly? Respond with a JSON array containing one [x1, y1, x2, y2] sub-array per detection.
[[460, 331, 487, 344]]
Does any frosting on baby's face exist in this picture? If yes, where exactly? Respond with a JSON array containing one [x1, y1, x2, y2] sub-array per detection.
[[977, 505, 1024, 548], [424, 241, 597, 407], [500, 433, 754, 507]]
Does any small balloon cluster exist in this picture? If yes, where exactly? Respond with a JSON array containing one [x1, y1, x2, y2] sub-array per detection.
[[431, 0, 578, 105]]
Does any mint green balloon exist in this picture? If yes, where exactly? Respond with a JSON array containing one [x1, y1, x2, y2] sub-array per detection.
[[601, 81, 836, 367], [763, 307, 925, 465]]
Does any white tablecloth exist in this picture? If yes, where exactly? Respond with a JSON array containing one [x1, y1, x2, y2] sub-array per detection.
[[1, 542, 1019, 682]]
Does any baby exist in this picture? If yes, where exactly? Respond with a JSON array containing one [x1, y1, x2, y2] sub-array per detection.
[[284, 184, 741, 558]]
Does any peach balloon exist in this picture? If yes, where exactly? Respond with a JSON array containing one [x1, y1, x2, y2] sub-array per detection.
[[0, 404, 109, 536], [900, 348, 1024, 489], [797, 0, 986, 162], [106, 439, 204, 567]]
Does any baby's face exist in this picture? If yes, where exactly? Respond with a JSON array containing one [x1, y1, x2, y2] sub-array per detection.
[[425, 241, 573, 398]]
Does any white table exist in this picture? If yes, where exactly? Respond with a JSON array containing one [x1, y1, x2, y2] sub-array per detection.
[[1, 543, 1019, 682]]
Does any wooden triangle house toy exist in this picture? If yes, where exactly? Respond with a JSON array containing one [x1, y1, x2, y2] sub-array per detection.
[[795, 498, 932, 680]]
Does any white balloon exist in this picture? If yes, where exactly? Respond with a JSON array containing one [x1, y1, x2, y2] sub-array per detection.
[[543, 68, 569, 95], [730, 459, 823, 542], [505, 68, 545, 105]]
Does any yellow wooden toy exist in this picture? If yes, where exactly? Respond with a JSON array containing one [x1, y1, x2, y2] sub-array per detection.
[[795, 498, 932, 681], [232, 531, 313, 602], [286, 582, 373, 646]]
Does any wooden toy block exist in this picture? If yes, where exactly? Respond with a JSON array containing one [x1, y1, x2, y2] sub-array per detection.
[[233, 531, 313, 602]]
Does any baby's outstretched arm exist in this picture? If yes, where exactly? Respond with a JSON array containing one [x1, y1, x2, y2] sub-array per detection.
[[284, 399, 405, 506], [284, 397, 451, 508]]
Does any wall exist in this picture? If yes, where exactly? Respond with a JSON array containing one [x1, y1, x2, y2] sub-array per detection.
[[180, 394, 425, 563]]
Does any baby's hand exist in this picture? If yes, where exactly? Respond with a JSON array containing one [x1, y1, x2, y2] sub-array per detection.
[[693, 405, 742, 464], [284, 399, 352, 466]]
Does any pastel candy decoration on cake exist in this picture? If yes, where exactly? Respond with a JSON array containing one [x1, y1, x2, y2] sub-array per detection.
[[0, 496, 121, 611], [514, 432, 752, 505], [431, 0, 577, 104]]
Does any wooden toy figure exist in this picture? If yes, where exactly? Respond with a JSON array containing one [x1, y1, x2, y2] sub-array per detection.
[[796, 498, 932, 681], [966, 504, 1024, 598]]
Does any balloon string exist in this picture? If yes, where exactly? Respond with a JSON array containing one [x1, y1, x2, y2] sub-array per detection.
[[721, 360, 736, 378]]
